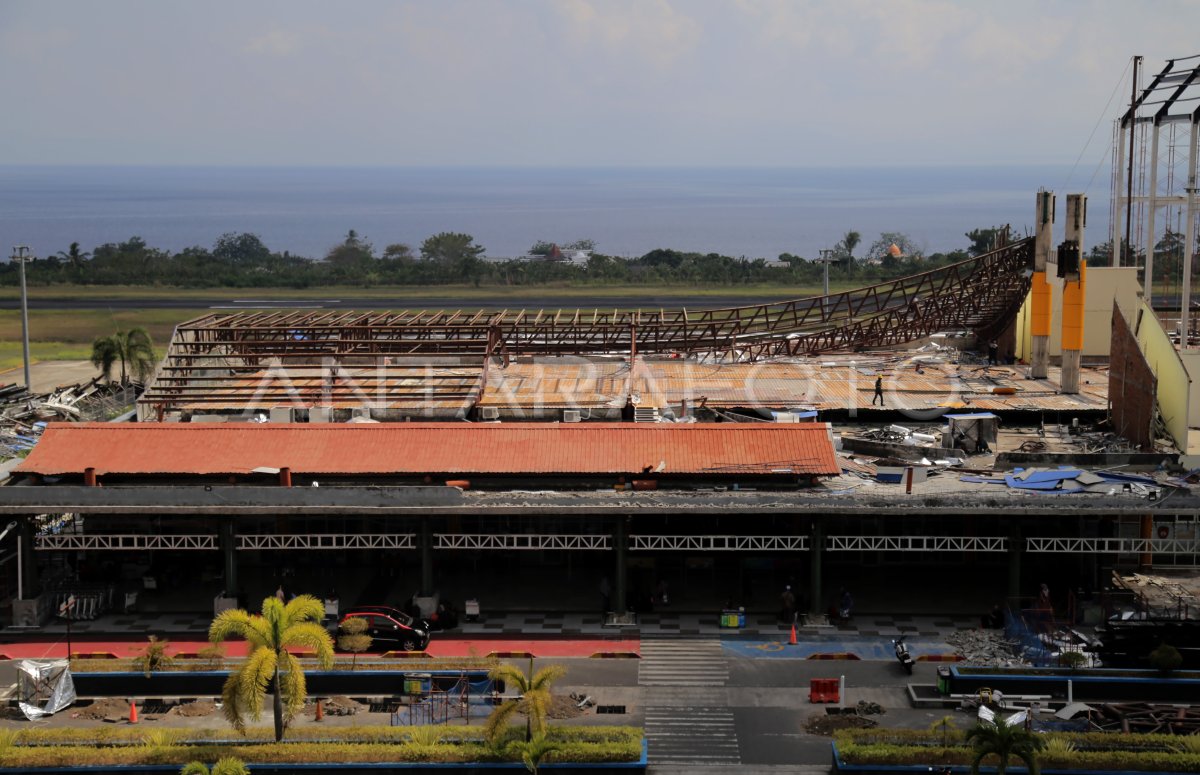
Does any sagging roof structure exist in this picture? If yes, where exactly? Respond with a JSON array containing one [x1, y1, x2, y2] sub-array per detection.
[[138, 240, 1034, 419], [14, 422, 841, 482]]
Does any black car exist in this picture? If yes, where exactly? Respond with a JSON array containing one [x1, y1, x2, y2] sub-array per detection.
[[336, 606, 431, 651]]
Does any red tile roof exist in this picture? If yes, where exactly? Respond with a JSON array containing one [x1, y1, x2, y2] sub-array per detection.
[[16, 422, 839, 478]]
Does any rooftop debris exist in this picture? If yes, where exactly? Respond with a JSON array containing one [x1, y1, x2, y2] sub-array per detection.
[[0, 379, 138, 462], [945, 629, 1029, 667]]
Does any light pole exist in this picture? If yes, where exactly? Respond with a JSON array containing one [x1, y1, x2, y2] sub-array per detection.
[[818, 249, 833, 298], [11, 246, 34, 390], [59, 594, 76, 661]]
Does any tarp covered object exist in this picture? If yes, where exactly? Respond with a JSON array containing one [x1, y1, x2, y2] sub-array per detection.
[[17, 659, 75, 720]]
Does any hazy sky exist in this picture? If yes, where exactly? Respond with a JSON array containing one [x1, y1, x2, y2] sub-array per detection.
[[1, 0, 1196, 167]]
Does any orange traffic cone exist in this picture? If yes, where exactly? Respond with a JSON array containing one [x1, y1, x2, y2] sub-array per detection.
[[314, 699, 324, 722], [129, 701, 138, 724], [789, 622, 798, 646]]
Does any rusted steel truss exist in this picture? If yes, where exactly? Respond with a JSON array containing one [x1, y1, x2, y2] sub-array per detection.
[[165, 240, 1032, 361]]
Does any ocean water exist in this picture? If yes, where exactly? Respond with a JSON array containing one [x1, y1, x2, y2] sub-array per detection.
[[0, 164, 1103, 262]]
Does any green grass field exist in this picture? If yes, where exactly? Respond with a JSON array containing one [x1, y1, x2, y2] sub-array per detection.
[[0, 281, 848, 302], [0, 281, 859, 365]]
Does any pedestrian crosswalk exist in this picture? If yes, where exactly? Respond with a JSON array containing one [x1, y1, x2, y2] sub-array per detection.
[[645, 706, 740, 766], [639, 637, 728, 686]]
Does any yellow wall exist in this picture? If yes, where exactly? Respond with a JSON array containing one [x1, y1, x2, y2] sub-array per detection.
[[1015, 266, 1138, 360], [1133, 301, 1194, 450]]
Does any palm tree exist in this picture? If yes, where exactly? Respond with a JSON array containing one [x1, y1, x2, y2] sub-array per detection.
[[842, 231, 861, 263], [514, 732, 560, 774], [90, 327, 156, 385], [967, 720, 1044, 775], [209, 595, 334, 742], [485, 662, 566, 745], [56, 242, 91, 274]]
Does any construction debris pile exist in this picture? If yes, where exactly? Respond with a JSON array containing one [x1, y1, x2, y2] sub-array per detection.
[[0, 379, 137, 461], [945, 629, 1029, 667], [960, 468, 1164, 496], [1111, 571, 1200, 619]]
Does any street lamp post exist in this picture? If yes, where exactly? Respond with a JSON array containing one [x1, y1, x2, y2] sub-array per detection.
[[11, 246, 34, 390], [818, 249, 833, 298]]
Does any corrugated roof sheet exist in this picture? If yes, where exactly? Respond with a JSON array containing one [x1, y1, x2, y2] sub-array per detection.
[[16, 422, 841, 477]]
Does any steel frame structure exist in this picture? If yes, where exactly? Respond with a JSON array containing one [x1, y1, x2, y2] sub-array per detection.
[[1114, 55, 1200, 333], [434, 533, 610, 551], [826, 535, 1008, 552], [1027, 537, 1200, 555], [630, 535, 808, 551], [139, 241, 1033, 415]]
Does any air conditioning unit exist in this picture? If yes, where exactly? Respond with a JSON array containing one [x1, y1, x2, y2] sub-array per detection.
[[562, 409, 582, 423], [480, 407, 500, 421]]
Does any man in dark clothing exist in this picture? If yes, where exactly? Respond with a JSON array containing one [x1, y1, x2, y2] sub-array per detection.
[[987, 340, 999, 365], [872, 375, 884, 406]]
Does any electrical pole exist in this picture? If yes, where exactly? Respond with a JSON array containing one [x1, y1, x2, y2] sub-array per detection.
[[11, 246, 34, 391]]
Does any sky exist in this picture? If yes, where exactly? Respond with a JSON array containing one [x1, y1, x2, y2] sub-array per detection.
[[0, 0, 1197, 168]]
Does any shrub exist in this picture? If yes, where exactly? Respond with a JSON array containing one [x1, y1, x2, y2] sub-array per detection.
[[1150, 643, 1184, 673], [132, 635, 174, 677], [211, 758, 250, 775], [1058, 651, 1088, 670]]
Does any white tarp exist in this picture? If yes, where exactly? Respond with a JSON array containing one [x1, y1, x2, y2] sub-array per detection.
[[16, 659, 75, 720]]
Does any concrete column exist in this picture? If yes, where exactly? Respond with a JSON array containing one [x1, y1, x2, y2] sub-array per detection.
[[1140, 514, 1153, 569], [614, 516, 628, 613], [220, 518, 238, 597], [1061, 194, 1087, 394], [1007, 521, 1022, 601], [808, 518, 823, 616], [18, 518, 38, 599], [420, 517, 434, 594], [1031, 191, 1055, 379]]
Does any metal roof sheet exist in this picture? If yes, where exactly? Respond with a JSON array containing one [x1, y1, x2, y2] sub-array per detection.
[[16, 422, 841, 477]]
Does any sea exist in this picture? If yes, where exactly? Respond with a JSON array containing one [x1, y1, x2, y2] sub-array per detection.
[[0, 164, 1108, 262]]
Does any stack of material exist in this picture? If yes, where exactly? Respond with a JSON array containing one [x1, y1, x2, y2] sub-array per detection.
[[946, 629, 1028, 667], [1111, 571, 1200, 615], [960, 467, 1165, 495], [1, 378, 138, 464]]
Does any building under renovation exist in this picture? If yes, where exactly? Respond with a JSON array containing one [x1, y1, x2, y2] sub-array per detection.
[[4, 55, 1200, 628]]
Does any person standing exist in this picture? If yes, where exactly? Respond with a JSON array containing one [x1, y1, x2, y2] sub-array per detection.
[[780, 584, 797, 623], [987, 340, 999, 365], [872, 375, 884, 406]]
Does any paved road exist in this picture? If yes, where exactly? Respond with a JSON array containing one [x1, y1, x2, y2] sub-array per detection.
[[0, 294, 792, 311], [1, 634, 951, 771]]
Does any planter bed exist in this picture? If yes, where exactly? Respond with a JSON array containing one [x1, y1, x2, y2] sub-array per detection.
[[0, 726, 646, 774], [71, 669, 496, 700], [946, 665, 1200, 703]]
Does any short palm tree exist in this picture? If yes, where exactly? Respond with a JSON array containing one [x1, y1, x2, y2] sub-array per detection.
[[967, 720, 1045, 775], [513, 732, 560, 774], [56, 242, 90, 271], [209, 595, 334, 742], [485, 662, 566, 745], [90, 327, 156, 385]]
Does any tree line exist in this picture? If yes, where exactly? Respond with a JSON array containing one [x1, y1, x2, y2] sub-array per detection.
[[1, 226, 1040, 289]]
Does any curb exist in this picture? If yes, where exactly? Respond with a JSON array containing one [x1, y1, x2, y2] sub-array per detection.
[[807, 653, 861, 660], [590, 651, 641, 659], [487, 651, 535, 659], [381, 651, 433, 659], [917, 654, 964, 662]]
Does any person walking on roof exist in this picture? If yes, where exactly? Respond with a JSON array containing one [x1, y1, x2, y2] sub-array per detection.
[[872, 375, 884, 406]]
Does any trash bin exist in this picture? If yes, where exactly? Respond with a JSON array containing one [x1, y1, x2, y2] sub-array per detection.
[[936, 666, 951, 695]]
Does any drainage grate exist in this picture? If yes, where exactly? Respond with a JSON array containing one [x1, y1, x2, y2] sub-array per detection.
[[595, 705, 626, 714], [140, 702, 171, 715], [370, 701, 403, 713]]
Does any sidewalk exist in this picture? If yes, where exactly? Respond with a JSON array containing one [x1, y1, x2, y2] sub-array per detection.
[[3, 609, 981, 642]]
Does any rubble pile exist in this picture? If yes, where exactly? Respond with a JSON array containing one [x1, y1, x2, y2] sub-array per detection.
[[0, 378, 138, 461], [946, 629, 1027, 667]]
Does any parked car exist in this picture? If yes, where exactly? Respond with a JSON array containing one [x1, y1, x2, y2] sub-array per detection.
[[336, 606, 431, 651]]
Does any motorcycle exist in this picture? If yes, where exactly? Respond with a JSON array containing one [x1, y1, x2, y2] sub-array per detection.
[[893, 634, 914, 674]]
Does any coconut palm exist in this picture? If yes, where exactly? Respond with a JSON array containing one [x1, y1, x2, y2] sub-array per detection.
[[90, 327, 156, 385], [967, 720, 1045, 775], [842, 230, 861, 262], [485, 662, 566, 745], [209, 594, 334, 742], [56, 242, 90, 272]]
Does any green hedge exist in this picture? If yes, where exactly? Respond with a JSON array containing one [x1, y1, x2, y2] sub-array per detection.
[[835, 729, 1200, 772], [0, 725, 642, 767]]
